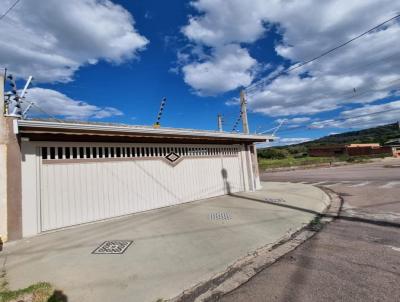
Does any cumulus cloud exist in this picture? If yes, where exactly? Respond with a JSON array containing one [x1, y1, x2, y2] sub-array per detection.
[[181, 0, 400, 123], [249, 0, 400, 117], [182, 45, 257, 95], [310, 100, 400, 129], [182, 0, 268, 47], [180, 0, 268, 95], [18, 88, 123, 120], [250, 17, 400, 116], [277, 117, 311, 124], [258, 137, 312, 148], [0, 0, 148, 82]]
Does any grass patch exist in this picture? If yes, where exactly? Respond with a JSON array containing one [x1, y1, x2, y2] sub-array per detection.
[[0, 282, 66, 302], [308, 216, 323, 231], [259, 156, 338, 170], [258, 154, 377, 170]]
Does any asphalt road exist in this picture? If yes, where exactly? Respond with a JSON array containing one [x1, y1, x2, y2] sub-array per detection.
[[219, 158, 400, 302]]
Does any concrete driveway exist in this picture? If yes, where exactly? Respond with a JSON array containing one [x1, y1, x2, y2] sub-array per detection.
[[1, 182, 329, 302]]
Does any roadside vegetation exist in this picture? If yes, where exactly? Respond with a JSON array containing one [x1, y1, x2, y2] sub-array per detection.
[[257, 146, 386, 170], [257, 145, 335, 170], [258, 122, 398, 170], [0, 282, 65, 302], [259, 156, 338, 170]]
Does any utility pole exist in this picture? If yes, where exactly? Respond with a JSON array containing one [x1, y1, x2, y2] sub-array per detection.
[[240, 89, 261, 190], [217, 113, 223, 132], [240, 90, 249, 134]]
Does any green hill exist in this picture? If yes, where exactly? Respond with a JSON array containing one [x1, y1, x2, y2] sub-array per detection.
[[305, 122, 400, 147], [258, 122, 400, 160]]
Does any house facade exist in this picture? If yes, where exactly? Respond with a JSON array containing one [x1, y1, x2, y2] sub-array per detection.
[[1, 116, 271, 241]]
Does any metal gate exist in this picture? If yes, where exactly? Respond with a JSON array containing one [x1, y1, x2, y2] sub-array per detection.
[[38, 142, 244, 231]]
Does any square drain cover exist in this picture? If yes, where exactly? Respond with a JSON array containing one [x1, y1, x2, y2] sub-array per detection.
[[209, 212, 232, 220], [92, 240, 133, 254]]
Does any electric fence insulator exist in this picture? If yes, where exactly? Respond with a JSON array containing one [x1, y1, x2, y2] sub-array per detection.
[[154, 97, 167, 128]]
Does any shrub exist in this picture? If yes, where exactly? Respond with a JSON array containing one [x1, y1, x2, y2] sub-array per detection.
[[258, 148, 288, 159]]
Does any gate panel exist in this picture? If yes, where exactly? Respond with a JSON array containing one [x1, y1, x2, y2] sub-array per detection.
[[39, 143, 244, 231]]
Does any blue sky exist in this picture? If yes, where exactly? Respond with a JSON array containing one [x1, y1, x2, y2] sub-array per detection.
[[1, 0, 400, 146]]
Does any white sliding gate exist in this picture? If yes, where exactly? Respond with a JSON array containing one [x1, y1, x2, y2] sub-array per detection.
[[36, 142, 245, 232]]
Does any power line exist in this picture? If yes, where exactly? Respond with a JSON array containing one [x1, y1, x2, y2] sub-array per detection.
[[246, 13, 400, 94], [29, 102, 63, 122], [329, 77, 400, 103], [235, 53, 400, 133], [0, 0, 21, 21], [255, 77, 400, 135], [276, 107, 400, 134]]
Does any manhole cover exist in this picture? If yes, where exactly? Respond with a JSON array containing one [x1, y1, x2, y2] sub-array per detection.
[[92, 240, 133, 254], [265, 197, 286, 203], [209, 212, 232, 220]]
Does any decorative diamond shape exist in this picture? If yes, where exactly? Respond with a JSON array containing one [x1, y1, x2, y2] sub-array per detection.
[[92, 240, 133, 254], [165, 152, 180, 163]]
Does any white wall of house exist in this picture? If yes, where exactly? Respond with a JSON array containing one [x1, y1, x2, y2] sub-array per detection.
[[21, 141, 255, 237]]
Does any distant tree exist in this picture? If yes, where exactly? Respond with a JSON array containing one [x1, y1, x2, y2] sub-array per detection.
[[258, 148, 288, 159]]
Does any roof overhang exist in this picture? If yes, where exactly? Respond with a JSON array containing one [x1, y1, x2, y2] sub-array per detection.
[[16, 120, 273, 144]]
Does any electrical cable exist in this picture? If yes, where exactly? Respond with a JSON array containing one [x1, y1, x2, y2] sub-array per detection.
[[246, 13, 400, 95], [0, 0, 21, 21], [276, 107, 400, 134], [29, 102, 63, 122], [254, 77, 400, 135]]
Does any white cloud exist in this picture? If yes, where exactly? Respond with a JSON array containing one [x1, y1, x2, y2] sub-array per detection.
[[258, 137, 311, 148], [182, 44, 257, 95], [0, 0, 148, 82], [182, 0, 268, 47], [277, 117, 311, 124], [279, 137, 312, 144], [310, 100, 400, 129], [180, 0, 270, 95], [247, 0, 400, 116], [225, 97, 240, 106], [181, 0, 400, 116], [18, 88, 123, 120], [250, 20, 400, 116]]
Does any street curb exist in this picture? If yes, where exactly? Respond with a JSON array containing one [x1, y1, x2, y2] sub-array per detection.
[[169, 187, 342, 302]]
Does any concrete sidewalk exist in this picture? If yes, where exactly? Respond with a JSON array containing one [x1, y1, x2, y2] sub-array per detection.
[[1, 182, 329, 302]]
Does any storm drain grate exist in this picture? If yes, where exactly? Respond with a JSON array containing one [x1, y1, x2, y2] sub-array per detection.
[[265, 197, 286, 203], [92, 240, 133, 254], [209, 212, 232, 221]]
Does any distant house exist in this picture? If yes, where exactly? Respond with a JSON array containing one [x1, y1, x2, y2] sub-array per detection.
[[384, 138, 400, 158], [308, 143, 393, 157], [308, 145, 347, 157]]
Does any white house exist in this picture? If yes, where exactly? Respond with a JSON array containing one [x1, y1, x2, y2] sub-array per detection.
[[1, 99, 271, 241]]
